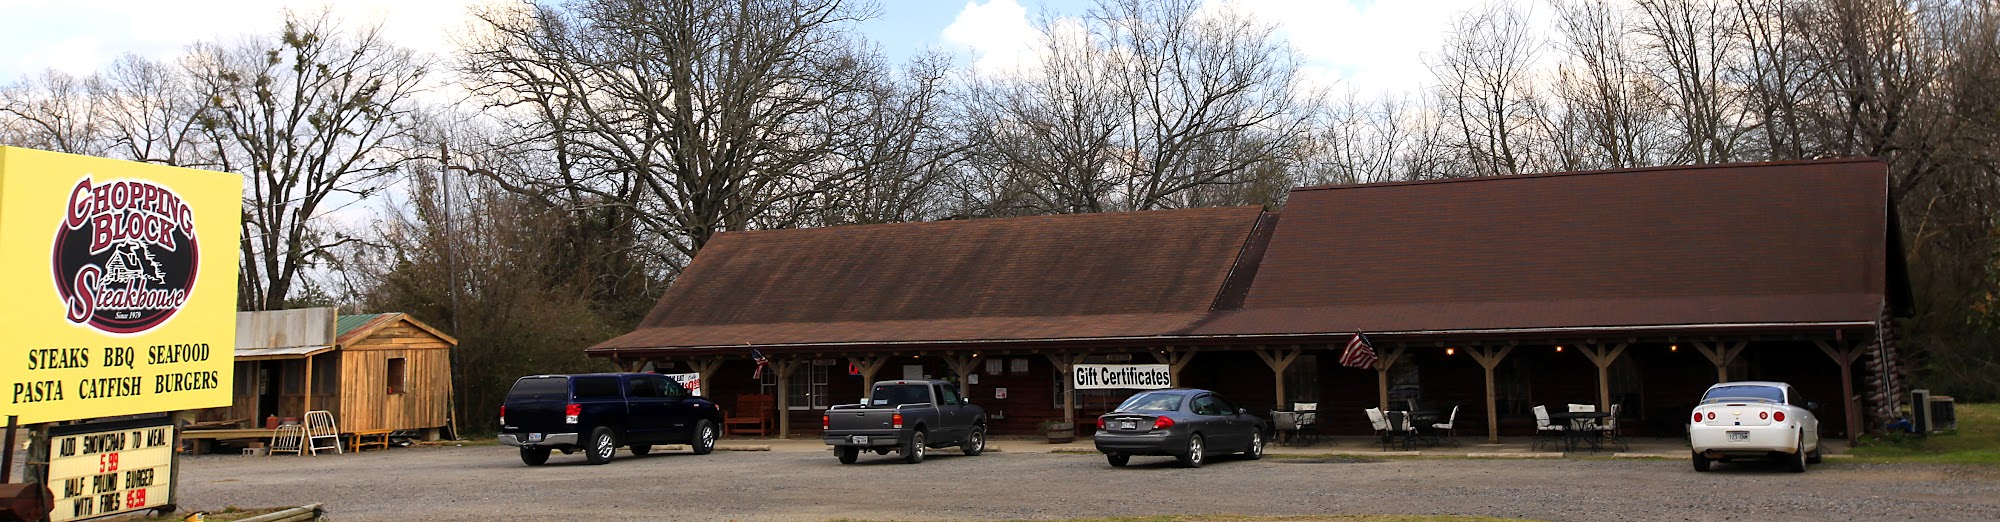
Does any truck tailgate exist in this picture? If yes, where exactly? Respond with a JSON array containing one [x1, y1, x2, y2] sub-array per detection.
[[825, 408, 899, 432]]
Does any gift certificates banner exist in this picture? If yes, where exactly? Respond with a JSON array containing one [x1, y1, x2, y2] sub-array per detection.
[[0, 147, 242, 423]]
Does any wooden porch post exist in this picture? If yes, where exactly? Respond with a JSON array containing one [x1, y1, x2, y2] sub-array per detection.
[[772, 359, 802, 438], [1466, 345, 1514, 443], [1149, 346, 1199, 385], [1815, 340, 1866, 445], [1577, 343, 1628, 410], [848, 355, 889, 398], [1253, 345, 1302, 409], [688, 357, 724, 398], [1045, 353, 1081, 424], [302, 354, 314, 413], [1373, 345, 1407, 412], [1693, 341, 1748, 383], [943, 354, 976, 397]]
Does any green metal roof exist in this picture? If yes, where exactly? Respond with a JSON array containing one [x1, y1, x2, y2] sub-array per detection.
[[335, 313, 391, 337]]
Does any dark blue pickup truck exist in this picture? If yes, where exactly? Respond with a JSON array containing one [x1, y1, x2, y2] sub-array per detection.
[[498, 373, 724, 465]]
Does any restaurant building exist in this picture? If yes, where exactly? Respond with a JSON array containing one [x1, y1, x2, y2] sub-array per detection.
[[588, 159, 1909, 444]]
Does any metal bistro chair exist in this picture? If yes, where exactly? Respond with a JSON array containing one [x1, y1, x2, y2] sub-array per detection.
[[1531, 405, 1566, 451], [1430, 405, 1460, 446], [1293, 403, 1322, 445], [1598, 403, 1628, 452], [304, 410, 343, 456], [1383, 410, 1417, 451], [1364, 408, 1391, 450], [267, 424, 306, 457], [1272, 411, 1301, 446]]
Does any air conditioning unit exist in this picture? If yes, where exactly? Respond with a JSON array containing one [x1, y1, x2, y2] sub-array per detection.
[[1929, 395, 1957, 433]]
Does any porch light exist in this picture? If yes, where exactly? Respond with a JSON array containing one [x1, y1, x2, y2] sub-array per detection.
[[1445, 348, 1455, 355], [1555, 345, 1564, 352], [1670, 344, 1678, 352]]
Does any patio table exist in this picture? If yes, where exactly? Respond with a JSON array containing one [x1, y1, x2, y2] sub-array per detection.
[[1548, 411, 1611, 452]]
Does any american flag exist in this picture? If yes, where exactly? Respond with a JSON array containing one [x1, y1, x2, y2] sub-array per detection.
[[1339, 332, 1378, 369], [750, 348, 769, 379]]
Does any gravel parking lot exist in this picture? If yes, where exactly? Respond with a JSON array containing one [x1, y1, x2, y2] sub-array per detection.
[[173, 443, 2000, 521]]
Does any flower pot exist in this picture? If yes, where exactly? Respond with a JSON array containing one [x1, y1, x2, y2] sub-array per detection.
[[1044, 422, 1075, 444]]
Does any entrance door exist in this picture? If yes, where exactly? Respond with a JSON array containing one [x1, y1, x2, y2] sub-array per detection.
[[257, 361, 281, 422]]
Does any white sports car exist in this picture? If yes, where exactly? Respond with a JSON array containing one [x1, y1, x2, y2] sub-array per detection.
[[1689, 381, 1822, 472]]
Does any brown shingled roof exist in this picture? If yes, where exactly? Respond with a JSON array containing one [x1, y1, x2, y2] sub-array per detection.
[[591, 206, 1268, 355], [1189, 158, 1906, 339]]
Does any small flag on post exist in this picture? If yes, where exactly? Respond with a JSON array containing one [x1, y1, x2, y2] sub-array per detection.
[[750, 348, 769, 379], [1339, 332, 1378, 369]]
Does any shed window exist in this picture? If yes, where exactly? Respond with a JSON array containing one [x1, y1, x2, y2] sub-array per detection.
[[387, 358, 408, 394]]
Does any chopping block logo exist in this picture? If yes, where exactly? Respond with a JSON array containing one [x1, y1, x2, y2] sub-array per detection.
[[52, 176, 201, 335]]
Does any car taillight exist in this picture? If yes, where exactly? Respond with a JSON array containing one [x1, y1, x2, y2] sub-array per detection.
[[1693, 412, 1703, 423], [1096, 417, 1107, 430], [1153, 416, 1174, 429], [1759, 411, 1769, 420], [1706, 412, 1716, 420], [892, 413, 904, 429], [499, 405, 507, 425], [1773, 411, 1786, 422], [565, 403, 581, 425], [822, 415, 830, 430]]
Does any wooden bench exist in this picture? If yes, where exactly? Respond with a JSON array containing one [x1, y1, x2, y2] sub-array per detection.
[[349, 429, 394, 452], [723, 394, 775, 437]]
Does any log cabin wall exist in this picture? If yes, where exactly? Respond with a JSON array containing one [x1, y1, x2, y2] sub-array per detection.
[[336, 319, 452, 432]]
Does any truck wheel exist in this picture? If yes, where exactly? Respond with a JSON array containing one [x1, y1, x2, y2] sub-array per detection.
[[520, 447, 551, 466], [903, 430, 926, 464], [1179, 434, 1205, 468], [1692, 451, 1711, 472], [836, 446, 859, 464], [691, 420, 717, 455], [961, 425, 986, 456], [629, 444, 652, 456], [584, 427, 617, 465], [1106, 453, 1129, 467]]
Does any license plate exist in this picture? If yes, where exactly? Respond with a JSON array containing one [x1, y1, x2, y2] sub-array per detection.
[[1727, 431, 1749, 442], [849, 435, 869, 444], [1120, 421, 1136, 430], [527, 433, 543, 442]]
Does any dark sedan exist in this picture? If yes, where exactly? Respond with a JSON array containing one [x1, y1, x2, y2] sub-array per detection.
[[1093, 388, 1265, 468]]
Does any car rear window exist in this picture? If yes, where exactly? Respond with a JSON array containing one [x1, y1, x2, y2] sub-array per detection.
[[1117, 392, 1183, 412], [572, 376, 622, 399], [1701, 385, 1784, 404], [507, 377, 568, 401]]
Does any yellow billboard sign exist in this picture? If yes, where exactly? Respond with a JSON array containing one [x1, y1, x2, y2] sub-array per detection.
[[0, 147, 242, 424]]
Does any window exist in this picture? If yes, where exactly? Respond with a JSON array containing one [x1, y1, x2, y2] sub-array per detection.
[[660, 376, 689, 398], [312, 356, 338, 395], [627, 375, 659, 398], [935, 384, 962, 405], [385, 358, 407, 395], [1191, 395, 1224, 415], [1284, 355, 1320, 405], [572, 376, 621, 399], [507, 377, 567, 401], [761, 363, 830, 409], [1117, 392, 1183, 412]]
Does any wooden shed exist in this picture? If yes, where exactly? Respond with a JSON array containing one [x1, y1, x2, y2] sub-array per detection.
[[196, 308, 457, 440]]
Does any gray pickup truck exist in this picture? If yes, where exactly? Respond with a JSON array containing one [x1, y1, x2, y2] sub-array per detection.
[[822, 380, 987, 464]]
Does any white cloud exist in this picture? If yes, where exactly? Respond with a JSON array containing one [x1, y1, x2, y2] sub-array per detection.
[[941, 0, 1042, 75], [1219, 0, 1495, 97]]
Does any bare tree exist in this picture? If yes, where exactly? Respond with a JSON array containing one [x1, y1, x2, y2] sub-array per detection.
[[89, 54, 212, 166], [0, 70, 107, 155], [187, 11, 429, 310], [1552, 0, 1668, 169], [1634, 0, 1749, 163], [1429, 2, 1547, 176]]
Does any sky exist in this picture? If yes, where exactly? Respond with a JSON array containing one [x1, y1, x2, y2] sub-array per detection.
[[0, 0, 1494, 99]]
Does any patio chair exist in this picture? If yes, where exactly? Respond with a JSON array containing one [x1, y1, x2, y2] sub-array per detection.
[[1272, 411, 1301, 445], [1430, 405, 1460, 446], [1383, 410, 1417, 451], [1293, 403, 1321, 445], [1364, 408, 1390, 449], [1597, 403, 1628, 452], [1531, 405, 1565, 451]]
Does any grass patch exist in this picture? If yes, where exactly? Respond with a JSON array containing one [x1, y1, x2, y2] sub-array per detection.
[[828, 512, 1512, 516], [1849, 403, 2000, 465]]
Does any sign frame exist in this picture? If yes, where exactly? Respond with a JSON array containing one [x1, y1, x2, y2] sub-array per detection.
[[46, 415, 178, 522]]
